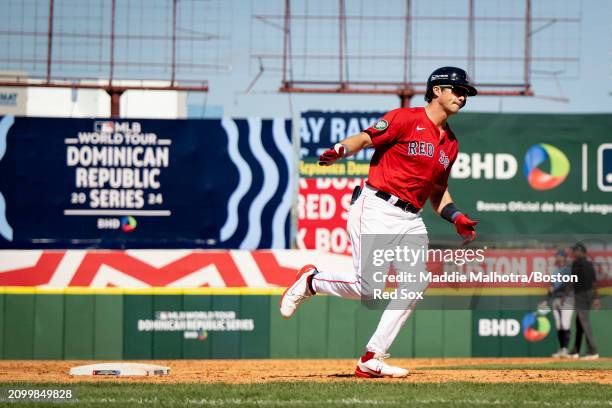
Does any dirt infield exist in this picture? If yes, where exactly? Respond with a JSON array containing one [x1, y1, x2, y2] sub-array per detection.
[[1, 358, 610, 385]]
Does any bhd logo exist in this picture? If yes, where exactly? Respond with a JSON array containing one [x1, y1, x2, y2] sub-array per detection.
[[197, 330, 208, 342], [523, 143, 570, 190], [97, 218, 120, 230], [478, 319, 520, 337], [121, 216, 137, 232], [598, 143, 612, 192], [521, 312, 551, 342]]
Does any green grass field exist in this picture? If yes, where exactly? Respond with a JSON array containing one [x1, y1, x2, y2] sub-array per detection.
[[1, 381, 611, 408], [1, 361, 610, 407]]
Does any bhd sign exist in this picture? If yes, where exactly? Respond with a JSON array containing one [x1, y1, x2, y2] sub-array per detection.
[[478, 319, 520, 337], [472, 310, 556, 357], [451, 153, 518, 180]]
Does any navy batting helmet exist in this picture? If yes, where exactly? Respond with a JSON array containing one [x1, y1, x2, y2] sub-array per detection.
[[425, 66, 477, 102]]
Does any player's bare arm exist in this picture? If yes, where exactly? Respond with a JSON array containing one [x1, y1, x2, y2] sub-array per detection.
[[429, 184, 478, 245], [318, 132, 373, 166]]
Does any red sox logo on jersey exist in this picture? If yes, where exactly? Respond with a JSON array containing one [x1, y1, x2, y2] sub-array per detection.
[[439, 150, 450, 169], [407, 141, 434, 157]]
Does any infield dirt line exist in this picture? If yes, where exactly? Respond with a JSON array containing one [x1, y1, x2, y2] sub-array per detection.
[[0, 359, 610, 384]]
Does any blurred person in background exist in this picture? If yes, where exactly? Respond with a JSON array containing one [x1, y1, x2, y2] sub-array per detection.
[[568, 243, 600, 360], [549, 249, 573, 358]]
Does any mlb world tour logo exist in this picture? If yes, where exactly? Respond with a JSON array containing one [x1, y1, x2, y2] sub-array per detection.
[[137, 311, 255, 340], [64, 121, 170, 212]]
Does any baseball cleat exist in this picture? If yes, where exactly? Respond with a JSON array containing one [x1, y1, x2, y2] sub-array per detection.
[[551, 348, 569, 358], [567, 352, 580, 359], [581, 353, 599, 360], [355, 353, 408, 378], [279, 264, 318, 319]]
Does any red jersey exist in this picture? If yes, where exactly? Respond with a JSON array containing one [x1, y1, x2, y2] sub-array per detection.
[[363, 107, 458, 209]]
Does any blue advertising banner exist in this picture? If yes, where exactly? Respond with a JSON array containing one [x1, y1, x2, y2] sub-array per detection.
[[0, 116, 293, 249], [297, 111, 382, 253], [299, 111, 382, 159]]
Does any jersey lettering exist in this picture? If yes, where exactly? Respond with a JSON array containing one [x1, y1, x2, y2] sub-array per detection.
[[407, 141, 434, 158], [365, 107, 458, 207], [407, 142, 417, 155], [439, 150, 450, 169]]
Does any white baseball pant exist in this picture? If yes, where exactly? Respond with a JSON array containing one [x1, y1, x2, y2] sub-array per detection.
[[552, 297, 574, 331], [312, 184, 428, 354]]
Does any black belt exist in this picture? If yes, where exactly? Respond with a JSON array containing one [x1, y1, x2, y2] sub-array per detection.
[[372, 188, 420, 214]]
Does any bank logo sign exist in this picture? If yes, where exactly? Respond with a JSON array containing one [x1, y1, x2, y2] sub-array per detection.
[[451, 143, 572, 191], [521, 311, 551, 342], [523, 143, 570, 190], [478, 318, 520, 337], [478, 313, 551, 342], [121, 216, 137, 232]]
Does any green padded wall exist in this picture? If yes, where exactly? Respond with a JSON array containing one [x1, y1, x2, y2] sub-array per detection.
[[94, 295, 123, 359], [269, 295, 299, 358], [4, 295, 35, 359], [240, 296, 270, 358], [183, 295, 212, 359], [153, 295, 183, 359], [297, 296, 328, 358], [33, 295, 64, 359], [210, 295, 241, 359], [64, 295, 95, 359], [123, 295, 153, 359], [1, 293, 610, 359], [0, 294, 4, 359]]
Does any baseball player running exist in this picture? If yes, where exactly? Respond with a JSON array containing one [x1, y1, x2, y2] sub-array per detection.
[[281, 67, 478, 378]]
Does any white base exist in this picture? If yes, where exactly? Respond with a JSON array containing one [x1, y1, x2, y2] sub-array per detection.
[[69, 363, 170, 377]]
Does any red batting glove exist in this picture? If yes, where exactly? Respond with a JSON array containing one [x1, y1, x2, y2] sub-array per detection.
[[454, 214, 478, 245], [318, 143, 346, 166]]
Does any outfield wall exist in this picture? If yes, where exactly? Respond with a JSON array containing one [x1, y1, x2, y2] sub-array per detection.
[[1, 291, 610, 360], [0, 291, 470, 360], [1, 249, 611, 359]]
